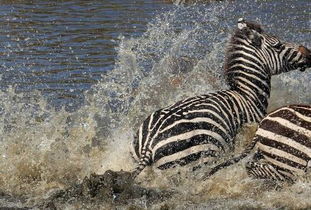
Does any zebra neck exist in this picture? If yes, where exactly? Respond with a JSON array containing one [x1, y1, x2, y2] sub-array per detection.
[[226, 68, 271, 123], [227, 65, 271, 95]]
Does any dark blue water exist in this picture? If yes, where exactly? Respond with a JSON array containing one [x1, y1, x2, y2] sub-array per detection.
[[0, 0, 171, 110]]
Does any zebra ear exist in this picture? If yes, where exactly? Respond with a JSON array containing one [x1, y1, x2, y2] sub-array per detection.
[[240, 27, 262, 47], [238, 18, 262, 47], [248, 30, 262, 47], [238, 18, 247, 30]]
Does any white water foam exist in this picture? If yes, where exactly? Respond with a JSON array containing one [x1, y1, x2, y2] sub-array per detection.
[[0, 1, 310, 209]]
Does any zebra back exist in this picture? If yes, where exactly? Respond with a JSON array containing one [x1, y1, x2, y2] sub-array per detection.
[[247, 104, 311, 182]]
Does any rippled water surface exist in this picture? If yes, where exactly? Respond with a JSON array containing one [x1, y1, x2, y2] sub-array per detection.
[[0, 0, 310, 209], [0, 0, 171, 109]]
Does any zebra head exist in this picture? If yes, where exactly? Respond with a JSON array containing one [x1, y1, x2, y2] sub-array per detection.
[[236, 18, 311, 75]]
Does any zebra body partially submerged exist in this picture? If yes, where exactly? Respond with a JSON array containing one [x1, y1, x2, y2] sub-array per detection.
[[130, 18, 311, 179], [132, 90, 265, 171], [204, 105, 311, 183]]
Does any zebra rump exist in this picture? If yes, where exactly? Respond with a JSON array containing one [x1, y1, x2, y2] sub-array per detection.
[[204, 104, 311, 182]]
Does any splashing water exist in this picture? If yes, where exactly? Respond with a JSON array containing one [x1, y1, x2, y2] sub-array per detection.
[[0, 0, 310, 209]]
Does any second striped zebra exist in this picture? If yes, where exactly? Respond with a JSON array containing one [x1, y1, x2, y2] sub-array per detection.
[[204, 104, 311, 183], [130, 18, 311, 179]]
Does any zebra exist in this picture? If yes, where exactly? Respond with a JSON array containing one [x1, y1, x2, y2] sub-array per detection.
[[203, 104, 311, 183], [130, 18, 311, 179]]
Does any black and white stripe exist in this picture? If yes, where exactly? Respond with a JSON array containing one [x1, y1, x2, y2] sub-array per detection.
[[203, 105, 311, 183], [130, 18, 311, 179], [246, 105, 311, 182]]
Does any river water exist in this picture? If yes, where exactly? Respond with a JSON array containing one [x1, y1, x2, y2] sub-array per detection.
[[0, 0, 310, 209]]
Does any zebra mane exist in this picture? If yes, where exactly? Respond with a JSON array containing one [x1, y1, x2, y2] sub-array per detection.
[[240, 20, 263, 33], [223, 21, 264, 83]]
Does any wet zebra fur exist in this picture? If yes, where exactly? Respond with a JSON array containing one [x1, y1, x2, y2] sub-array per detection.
[[203, 104, 311, 183], [130, 18, 311, 179]]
